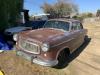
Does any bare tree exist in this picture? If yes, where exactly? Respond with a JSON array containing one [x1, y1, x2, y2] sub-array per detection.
[[41, 0, 78, 18]]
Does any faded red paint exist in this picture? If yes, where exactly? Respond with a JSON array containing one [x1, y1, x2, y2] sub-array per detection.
[[16, 19, 87, 62]]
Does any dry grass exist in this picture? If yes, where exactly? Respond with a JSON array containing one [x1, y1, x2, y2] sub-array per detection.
[[0, 51, 69, 75]]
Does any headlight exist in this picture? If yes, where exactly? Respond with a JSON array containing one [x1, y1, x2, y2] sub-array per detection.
[[41, 43, 49, 52], [13, 34, 18, 41]]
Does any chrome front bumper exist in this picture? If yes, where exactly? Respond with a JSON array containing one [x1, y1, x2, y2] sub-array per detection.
[[16, 50, 58, 67], [32, 58, 58, 67]]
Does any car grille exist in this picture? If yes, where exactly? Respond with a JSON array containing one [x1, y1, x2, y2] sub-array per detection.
[[19, 39, 40, 54]]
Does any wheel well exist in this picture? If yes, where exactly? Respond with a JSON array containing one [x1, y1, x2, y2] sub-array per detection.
[[57, 48, 70, 59], [63, 48, 70, 55]]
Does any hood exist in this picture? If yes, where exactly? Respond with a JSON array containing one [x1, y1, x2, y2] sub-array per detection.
[[22, 28, 66, 43], [5, 26, 31, 33]]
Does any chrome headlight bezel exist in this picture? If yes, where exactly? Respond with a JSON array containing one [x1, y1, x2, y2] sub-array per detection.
[[41, 43, 49, 52], [13, 34, 18, 41]]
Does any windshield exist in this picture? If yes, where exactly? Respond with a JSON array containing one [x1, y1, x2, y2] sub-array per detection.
[[43, 20, 70, 31]]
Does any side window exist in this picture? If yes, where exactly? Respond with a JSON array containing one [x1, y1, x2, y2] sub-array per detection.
[[77, 23, 83, 30], [72, 22, 83, 30], [72, 22, 77, 30], [80, 23, 83, 29]]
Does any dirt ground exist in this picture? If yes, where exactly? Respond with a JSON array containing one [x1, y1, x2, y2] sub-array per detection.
[[0, 21, 100, 75]]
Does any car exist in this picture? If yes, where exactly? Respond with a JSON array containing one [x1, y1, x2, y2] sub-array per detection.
[[4, 26, 32, 36], [24, 20, 46, 29], [4, 25, 32, 41], [4, 20, 46, 41], [15, 19, 87, 67]]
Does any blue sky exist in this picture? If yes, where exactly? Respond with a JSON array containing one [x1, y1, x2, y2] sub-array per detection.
[[24, 0, 100, 15]]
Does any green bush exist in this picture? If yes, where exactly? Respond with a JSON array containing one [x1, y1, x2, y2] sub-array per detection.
[[0, 0, 23, 32]]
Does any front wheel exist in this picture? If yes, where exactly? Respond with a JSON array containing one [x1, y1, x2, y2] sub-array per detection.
[[84, 35, 88, 42], [54, 50, 70, 68]]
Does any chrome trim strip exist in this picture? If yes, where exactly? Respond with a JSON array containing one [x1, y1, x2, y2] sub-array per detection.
[[51, 38, 75, 48], [33, 58, 58, 67]]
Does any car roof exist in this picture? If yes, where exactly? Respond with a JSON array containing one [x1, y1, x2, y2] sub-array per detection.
[[48, 18, 80, 23]]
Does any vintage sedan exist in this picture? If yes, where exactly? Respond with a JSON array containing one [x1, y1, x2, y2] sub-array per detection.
[[14, 19, 87, 67]]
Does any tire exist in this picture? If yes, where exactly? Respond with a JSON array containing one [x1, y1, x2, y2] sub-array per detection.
[[54, 49, 70, 68], [84, 35, 88, 42]]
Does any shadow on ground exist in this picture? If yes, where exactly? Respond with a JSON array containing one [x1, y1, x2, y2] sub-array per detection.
[[55, 37, 91, 69]]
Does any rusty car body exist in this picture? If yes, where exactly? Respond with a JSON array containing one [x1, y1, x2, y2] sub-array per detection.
[[15, 19, 87, 67]]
